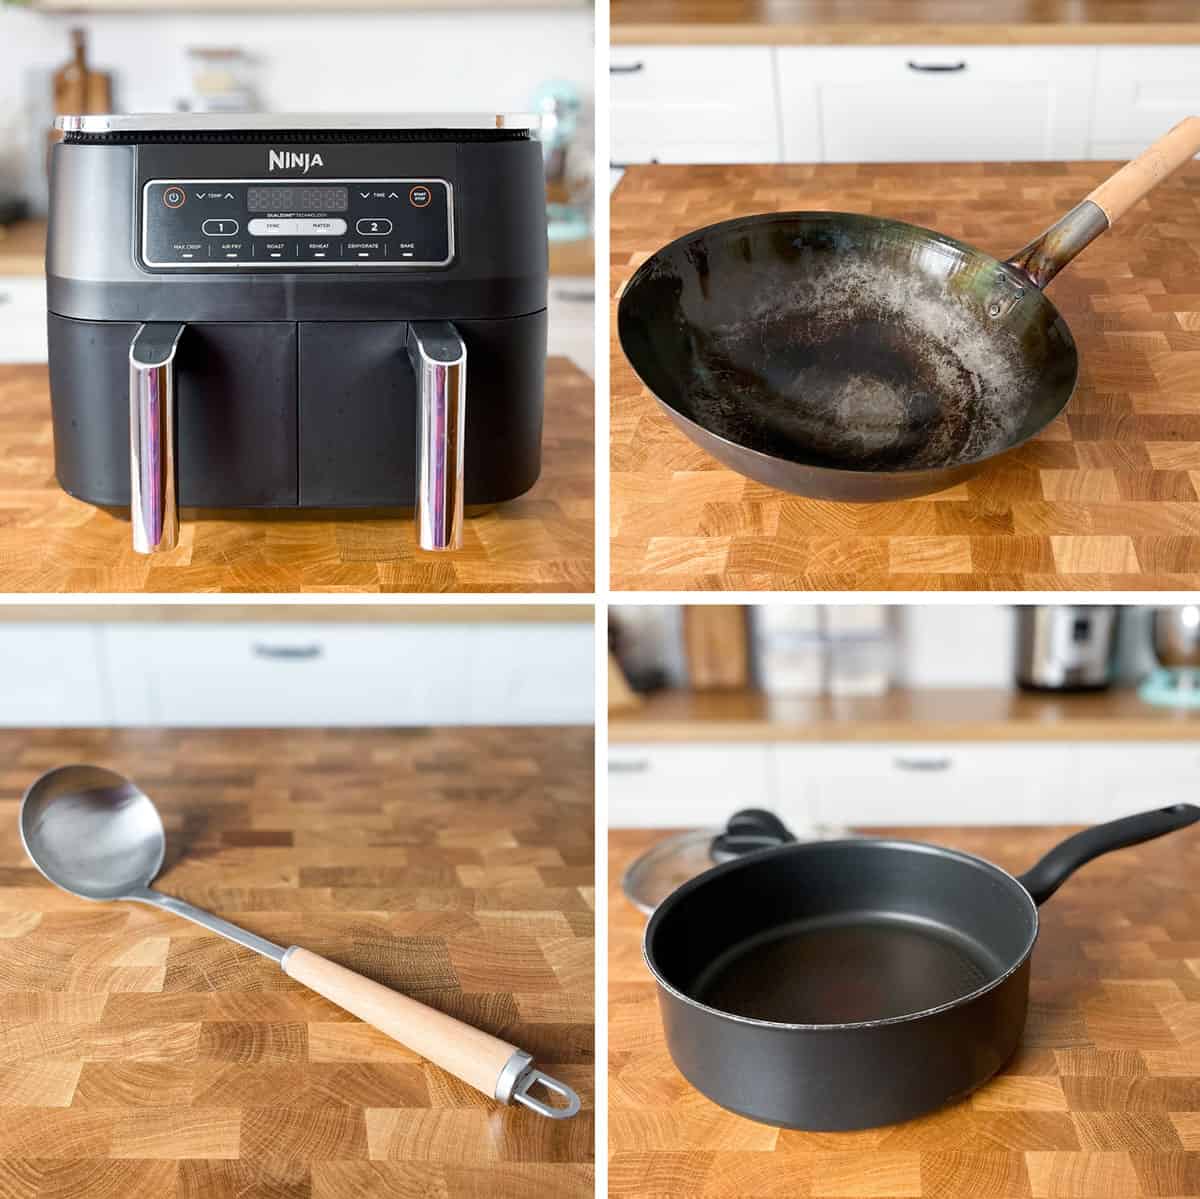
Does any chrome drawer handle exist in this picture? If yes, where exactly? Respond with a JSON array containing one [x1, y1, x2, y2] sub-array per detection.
[[129, 322, 185, 555], [610, 62, 645, 74], [893, 756, 953, 772], [609, 759, 651, 773], [252, 643, 324, 661], [907, 60, 967, 72]]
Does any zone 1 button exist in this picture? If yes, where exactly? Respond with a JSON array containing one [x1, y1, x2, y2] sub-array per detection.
[[355, 218, 393, 236], [162, 187, 186, 208], [202, 219, 240, 236]]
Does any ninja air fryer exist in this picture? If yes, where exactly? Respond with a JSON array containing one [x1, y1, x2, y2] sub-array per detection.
[[45, 113, 547, 553]]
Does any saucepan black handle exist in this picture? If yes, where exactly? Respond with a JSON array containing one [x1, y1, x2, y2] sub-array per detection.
[[1018, 803, 1200, 906], [710, 809, 796, 860]]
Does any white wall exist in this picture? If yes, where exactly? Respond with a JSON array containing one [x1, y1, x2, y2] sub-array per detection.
[[895, 605, 1157, 689], [0, 5, 593, 197]]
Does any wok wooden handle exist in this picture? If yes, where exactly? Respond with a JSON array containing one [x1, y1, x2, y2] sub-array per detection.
[[282, 947, 518, 1097], [1087, 116, 1200, 225]]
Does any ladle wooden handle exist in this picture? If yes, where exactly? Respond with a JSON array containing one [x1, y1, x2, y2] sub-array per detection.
[[281, 947, 579, 1117], [1087, 115, 1200, 225]]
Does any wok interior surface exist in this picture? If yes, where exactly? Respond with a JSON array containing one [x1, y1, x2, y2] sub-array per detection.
[[619, 213, 1078, 473], [648, 841, 1038, 1026]]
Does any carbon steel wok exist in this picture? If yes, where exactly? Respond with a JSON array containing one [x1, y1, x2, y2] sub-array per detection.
[[644, 803, 1200, 1130], [618, 118, 1200, 501]]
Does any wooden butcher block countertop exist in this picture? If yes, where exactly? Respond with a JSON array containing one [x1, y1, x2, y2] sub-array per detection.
[[0, 727, 594, 1199], [610, 686, 1200, 743], [611, 162, 1200, 591], [0, 359, 593, 594], [611, 0, 1200, 44], [610, 825, 1200, 1198]]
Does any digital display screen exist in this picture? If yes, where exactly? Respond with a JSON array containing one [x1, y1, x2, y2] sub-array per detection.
[[247, 186, 349, 212]]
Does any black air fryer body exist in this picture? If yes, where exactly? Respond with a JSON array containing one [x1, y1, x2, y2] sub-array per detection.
[[46, 116, 547, 511]]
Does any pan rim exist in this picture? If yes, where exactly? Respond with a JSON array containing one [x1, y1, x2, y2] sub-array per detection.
[[641, 837, 1040, 1032], [616, 209, 1079, 479]]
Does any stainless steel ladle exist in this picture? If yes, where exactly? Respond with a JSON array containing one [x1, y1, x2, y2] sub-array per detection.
[[20, 764, 580, 1120]]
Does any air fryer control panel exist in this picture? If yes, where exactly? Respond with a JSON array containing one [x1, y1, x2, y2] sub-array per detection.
[[141, 178, 453, 268]]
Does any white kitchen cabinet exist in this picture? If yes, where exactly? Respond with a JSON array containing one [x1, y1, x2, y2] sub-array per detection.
[[102, 622, 592, 727], [777, 46, 1095, 163], [1092, 48, 1200, 160], [548, 276, 594, 376], [1070, 744, 1200, 818], [607, 743, 782, 827], [0, 625, 109, 724], [774, 743, 1082, 828], [608, 738, 1200, 830], [611, 46, 782, 165], [455, 623, 594, 726], [0, 277, 47, 363]]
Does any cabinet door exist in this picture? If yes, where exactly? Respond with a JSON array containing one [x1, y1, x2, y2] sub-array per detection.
[[461, 624, 594, 725], [0, 278, 48, 364], [0, 625, 108, 724], [1071, 744, 1200, 818], [105, 624, 472, 726], [104, 623, 591, 727], [774, 743, 1079, 828], [611, 47, 782, 165], [608, 743, 779, 827], [1092, 47, 1200, 159], [777, 46, 1095, 163]]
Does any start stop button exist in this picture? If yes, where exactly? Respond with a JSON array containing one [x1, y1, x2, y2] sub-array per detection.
[[409, 186, 431, 208]]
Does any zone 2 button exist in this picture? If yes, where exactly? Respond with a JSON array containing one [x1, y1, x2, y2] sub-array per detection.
[[355, 218, 393, 236]]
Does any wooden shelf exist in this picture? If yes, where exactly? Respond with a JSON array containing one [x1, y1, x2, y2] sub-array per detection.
[[611, 0, 1200, 44], [611, 686, 1200, 742]]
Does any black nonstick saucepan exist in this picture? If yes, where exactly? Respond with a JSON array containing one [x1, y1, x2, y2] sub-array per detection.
[[644, 803, 1200, 1130], [618, 118, 1200, 501]]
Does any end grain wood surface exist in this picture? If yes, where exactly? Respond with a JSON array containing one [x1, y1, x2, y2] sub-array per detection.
[[611, 162, 1200, 591], [0, 359, 593, 593], [610, 825, 1200, 1198], [610, 0, 1200, 44], [0, 727, 594, 1198]]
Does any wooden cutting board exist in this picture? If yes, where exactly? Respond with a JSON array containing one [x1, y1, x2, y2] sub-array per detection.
[[0, 358, 593, 593], [611, 160, 1200, 591], [0, 727, 594, 1198], [683, 605, 750, 690], [610, 823, 1200, 1197], [52, 29, 112, 115]]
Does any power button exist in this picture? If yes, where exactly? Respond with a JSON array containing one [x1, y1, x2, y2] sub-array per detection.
[[162, 187, 186, 209]]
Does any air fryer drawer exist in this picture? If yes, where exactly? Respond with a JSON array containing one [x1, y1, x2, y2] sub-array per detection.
[[49, 315, 298, 508], [297, 312, 545, 507]]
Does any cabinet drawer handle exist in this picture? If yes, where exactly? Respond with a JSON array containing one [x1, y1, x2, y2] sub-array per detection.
[[252, 643, 324, 661], [893, 755, 952, 772], [907, 60, 967, 73], [610, 62, 645, 74], [609, 758, 651, 774]]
